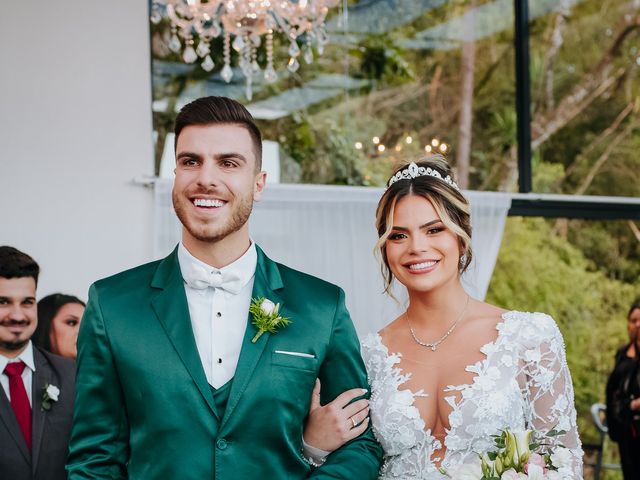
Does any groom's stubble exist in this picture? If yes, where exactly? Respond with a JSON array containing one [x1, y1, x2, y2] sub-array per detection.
[[172, 186, 255, 244]]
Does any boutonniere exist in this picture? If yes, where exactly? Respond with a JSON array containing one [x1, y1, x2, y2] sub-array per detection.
[[250, 297, 291, 343], [41, 383, 60, 411]]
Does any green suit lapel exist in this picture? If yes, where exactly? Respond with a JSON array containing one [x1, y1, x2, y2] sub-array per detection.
[[221, 246, 283, 427], [150, 248, 219, 420]]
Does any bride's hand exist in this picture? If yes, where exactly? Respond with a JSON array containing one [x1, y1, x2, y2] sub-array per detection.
[[303, 379, 370, 452]]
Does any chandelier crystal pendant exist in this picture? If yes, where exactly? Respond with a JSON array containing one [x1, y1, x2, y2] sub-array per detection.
[[150, 0, 339, 100]]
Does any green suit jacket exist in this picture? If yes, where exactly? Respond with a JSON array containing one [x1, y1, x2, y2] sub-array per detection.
[[67, 246, 383, 479]]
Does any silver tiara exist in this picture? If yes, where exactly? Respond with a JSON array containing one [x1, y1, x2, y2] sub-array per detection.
[[387, 162, 461, 191]]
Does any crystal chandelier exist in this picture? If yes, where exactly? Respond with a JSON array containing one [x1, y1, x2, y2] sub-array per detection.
[[150, 0, 339, 99]]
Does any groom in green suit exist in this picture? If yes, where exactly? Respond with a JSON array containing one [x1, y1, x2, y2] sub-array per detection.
[[67, 96, 383, 479]]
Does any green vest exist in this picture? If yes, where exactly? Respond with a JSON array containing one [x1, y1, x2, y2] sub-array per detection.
[[211, 381, 232, 420]]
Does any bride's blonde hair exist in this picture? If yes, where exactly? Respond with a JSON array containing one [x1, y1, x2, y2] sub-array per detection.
[[375, 154, 472, 295]]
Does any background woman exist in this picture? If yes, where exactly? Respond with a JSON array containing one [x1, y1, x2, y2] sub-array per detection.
[[34, 293, 85, 359], [606, 297, 640, 479], [303, 156, 583, 478]]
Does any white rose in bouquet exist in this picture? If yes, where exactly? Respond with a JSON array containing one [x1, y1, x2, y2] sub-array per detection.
[[448, 457, 483, 480], [550, 447, 572, 470], [525, 464, 545, 480]]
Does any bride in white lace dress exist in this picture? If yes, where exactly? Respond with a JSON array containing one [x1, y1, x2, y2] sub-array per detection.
[[302, 156, 583, 479]]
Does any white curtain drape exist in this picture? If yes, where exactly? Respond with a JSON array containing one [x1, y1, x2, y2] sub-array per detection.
[[153, 181, 511, 335]]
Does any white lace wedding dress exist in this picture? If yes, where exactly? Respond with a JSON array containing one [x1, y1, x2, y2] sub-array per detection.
[[362, 311, 583, 479]]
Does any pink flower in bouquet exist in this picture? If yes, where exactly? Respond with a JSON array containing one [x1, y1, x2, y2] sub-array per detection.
[[524, 453, 546, 474]]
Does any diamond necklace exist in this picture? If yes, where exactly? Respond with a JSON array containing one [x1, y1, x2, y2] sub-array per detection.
[[406, 294, 470, 351]]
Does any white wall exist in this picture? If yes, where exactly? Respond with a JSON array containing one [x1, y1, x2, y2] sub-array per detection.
[[0, 1, 155, 300]]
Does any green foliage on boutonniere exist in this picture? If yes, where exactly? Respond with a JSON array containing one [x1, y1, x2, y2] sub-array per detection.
[[42, 383, 60, 411], [250, 297, 291, 343]]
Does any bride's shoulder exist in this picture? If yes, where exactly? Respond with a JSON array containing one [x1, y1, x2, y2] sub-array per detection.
[[500, 310, 559, 331], [361, 331, 385, 353], [360, 316, 404, 365], [499, 310, 564, 348]]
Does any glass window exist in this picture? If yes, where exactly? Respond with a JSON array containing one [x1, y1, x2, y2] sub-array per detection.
[[529, 0, 640, 198], [150, 0, 516, 189]]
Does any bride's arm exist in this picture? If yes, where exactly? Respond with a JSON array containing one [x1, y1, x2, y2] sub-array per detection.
[[302, 380, 370, 464], [522, 314, 583, 479]]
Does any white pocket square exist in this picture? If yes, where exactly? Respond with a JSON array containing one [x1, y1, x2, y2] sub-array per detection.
[[274, 350, 316, 359]]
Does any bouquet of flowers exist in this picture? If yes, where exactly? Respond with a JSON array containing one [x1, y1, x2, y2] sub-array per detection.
[[443, 428, 574, 479]]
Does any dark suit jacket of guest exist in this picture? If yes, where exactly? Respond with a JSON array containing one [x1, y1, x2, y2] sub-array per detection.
[[0, 346, 75, 480]]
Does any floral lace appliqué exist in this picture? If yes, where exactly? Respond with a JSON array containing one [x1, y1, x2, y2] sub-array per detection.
[[361, 311, 583, 480]]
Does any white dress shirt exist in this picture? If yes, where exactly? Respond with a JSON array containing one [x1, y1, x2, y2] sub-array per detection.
[[0, 340, 35, 406], [178, 242, 257, 389]]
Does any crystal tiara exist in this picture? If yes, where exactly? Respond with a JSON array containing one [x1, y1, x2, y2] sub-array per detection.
[[387, 162, 461, 191]]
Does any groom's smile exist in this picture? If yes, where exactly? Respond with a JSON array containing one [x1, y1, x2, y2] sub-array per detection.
[[190, 195, 229, 216], [192, 197, 227, 209]]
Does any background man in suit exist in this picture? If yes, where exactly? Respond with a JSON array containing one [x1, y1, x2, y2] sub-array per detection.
[[67, 96, 383, 479], [0, 246, 75, 480]]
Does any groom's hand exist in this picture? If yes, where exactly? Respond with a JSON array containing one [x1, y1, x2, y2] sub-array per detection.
[[303, 379, 370, 452]]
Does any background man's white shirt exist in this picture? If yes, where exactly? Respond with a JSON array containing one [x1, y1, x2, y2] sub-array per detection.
[[0, 340, 35, 406], [178, 242, 256, 389]]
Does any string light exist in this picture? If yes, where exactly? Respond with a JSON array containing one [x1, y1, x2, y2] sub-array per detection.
[[361, 133, 447, 156]]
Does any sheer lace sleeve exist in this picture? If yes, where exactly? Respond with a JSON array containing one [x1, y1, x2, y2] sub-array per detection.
[[519, 313, 583, 479]]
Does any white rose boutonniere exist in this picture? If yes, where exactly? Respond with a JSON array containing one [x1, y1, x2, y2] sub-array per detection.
[[249, 297, 291, 343], [42, 383, 60, 411]]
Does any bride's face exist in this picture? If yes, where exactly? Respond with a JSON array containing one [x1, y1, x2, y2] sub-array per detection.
[[385, 194, 462, 293]]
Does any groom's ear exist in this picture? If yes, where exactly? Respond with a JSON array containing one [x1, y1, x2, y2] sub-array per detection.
[[253, 171, 267, 202]]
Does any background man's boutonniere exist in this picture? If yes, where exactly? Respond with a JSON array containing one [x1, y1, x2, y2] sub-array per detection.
[[250, 297, 291, 343], [42, 383, 60, 411]]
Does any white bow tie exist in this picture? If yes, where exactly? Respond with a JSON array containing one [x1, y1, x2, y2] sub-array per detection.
[[183, 263, 244, 295]]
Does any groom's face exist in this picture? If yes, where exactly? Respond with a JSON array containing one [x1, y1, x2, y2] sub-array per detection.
[[172, 123, 266, 244]]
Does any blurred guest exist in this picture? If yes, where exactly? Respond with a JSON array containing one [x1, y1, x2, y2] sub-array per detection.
[[606, 297, 640, 479], [0, 246, 75, 480], [34, 294, 85, 359]]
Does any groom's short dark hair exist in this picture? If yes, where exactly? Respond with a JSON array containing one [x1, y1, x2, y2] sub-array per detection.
[[174, 96, 263, 170], [0, 246, 40, 285]]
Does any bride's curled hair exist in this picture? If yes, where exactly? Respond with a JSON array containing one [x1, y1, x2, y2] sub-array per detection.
[[375, 154, 472, 294]]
